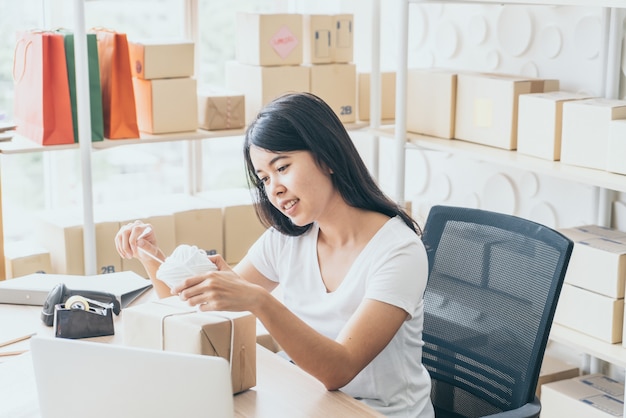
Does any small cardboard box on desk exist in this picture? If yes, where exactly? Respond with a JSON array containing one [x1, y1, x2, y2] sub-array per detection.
[[123, 296, 257, 394]]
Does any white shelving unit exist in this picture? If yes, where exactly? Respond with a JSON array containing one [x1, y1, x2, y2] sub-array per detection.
[[377, 0, 626, 412]]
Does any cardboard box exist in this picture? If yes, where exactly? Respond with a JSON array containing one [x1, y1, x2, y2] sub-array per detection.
[[129, 40, 194, 80], [517, 91, 594, 161], [123, 297, 257, 394], [607, 119, 626, 175], [541, 374, 624, 418], [455, 73, 558, 149], [35, 212, 84, 275], [197, 88, 245, 131], [406, 68, 457, 139], [128, 194, 224, 257], [4, 241, 52, 278], [537, 354, 579, 399], [561, 98, 626, 170], [236, 13, 302, 66], [97, 203, 177, 278], [558, 226, 626, 299], [133, 77, 198, 134], [302, 14, 333, 65], [554, 283, 624, 343], [225, 61, 310, 124], [309, 63, 356, 123], [197, 189, 267, 265], [358, 71, 395, 121], [331, 14, 353, 63]]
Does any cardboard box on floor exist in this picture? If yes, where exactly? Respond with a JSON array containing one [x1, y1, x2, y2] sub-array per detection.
[[541, 374, 624, 418], [123, 296, 256, 394]]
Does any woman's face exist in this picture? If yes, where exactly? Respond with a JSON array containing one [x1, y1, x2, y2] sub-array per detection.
[[249, 145, 337, 226]]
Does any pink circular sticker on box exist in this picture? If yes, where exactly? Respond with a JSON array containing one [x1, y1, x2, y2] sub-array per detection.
[[270, 25, 299, 59]]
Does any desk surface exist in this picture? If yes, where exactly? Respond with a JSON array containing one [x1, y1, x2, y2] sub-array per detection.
[[0, 293, 382, 418]]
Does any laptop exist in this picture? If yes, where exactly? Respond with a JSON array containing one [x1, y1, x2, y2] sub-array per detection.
[[30, 336, 234, 418]]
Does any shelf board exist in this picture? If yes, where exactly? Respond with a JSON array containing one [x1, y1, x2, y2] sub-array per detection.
[[0, 121, 370, 155], [550, 324, 626, 368], [409, 0, 625, 7], [0, 129, 246, 155], [374, 128, 626, 193]]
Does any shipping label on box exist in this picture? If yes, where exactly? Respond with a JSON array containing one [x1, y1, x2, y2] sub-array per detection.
[[331, 14, 353, 63], [198, 88, 245, 131], [358, 71, 395, 122], [302, 14, 332, 64], [236, 13, 303, 66], [309, 63, 356, 123], [517, 91, 594, 161], [541, 374, 624, 418], [129, 40, 194, 80], [554, 283, 624, 343], [226, 61, 310, 124], [123, 296, 257, 394], [455, 73, 557, 149], [406, 68, 457, 139], [133, 77, 198, 134], [561, 98, 626, 171]]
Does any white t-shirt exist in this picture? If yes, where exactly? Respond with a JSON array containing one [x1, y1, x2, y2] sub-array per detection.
[[247, 216, 435, 418]]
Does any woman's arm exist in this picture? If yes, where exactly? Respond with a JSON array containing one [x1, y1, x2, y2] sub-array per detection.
[[173, 255, 407, 390]]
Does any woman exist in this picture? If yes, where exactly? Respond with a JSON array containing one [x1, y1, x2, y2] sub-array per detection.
[[115, 92, 434, 417]]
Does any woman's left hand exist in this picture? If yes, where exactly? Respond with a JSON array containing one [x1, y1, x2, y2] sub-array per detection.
[[171, 254, 264, 312]]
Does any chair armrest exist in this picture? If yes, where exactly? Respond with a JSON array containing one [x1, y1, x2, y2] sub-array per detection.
[[483, 396, 541, 418]]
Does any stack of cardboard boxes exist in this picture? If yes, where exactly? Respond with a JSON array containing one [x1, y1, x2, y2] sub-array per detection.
[[31, 189, 266, 278], [226, 12, 355, 125], [129, 40, 198, 134]]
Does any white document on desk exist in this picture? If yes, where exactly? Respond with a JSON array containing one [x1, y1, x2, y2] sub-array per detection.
[[0, 271, 152, 308], [0, 352, 39, 418]]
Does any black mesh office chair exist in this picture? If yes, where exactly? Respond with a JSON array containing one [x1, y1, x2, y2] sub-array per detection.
[[421, 205, 573, 418]]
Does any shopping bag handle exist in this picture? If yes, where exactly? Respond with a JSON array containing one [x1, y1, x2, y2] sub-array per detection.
[[12, 38, 32, 84]]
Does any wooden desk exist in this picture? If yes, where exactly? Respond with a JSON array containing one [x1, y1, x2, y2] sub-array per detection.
[[0, 298, 383, 418]]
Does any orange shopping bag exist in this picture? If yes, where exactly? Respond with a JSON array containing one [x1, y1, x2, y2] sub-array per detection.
[[13, 30, 74, 145], [92, 28, 139, 139]]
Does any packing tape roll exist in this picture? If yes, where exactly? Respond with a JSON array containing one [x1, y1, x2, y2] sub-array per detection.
[[65, 295, 90, 311]]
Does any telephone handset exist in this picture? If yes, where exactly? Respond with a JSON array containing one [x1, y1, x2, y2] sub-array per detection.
[[41, 283, 121, 326]]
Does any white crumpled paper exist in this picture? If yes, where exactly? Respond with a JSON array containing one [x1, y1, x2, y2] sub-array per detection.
[[156, 244, 217, 289]]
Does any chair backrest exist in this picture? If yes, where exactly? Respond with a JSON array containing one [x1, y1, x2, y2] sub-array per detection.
[[421, 205, 573, 418]]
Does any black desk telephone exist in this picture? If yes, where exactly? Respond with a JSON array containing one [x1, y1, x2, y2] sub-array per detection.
[[41, 283, 121, 326]]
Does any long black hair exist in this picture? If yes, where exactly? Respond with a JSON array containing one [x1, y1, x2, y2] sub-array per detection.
[[243, 92, 421, 237]]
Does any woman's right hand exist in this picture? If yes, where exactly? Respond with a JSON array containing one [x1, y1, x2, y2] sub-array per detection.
[[114, 220, 163, 264]]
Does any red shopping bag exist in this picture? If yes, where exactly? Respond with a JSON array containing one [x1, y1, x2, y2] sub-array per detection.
[[92, 28, 139, 139], [13, 31, 75, 145]]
